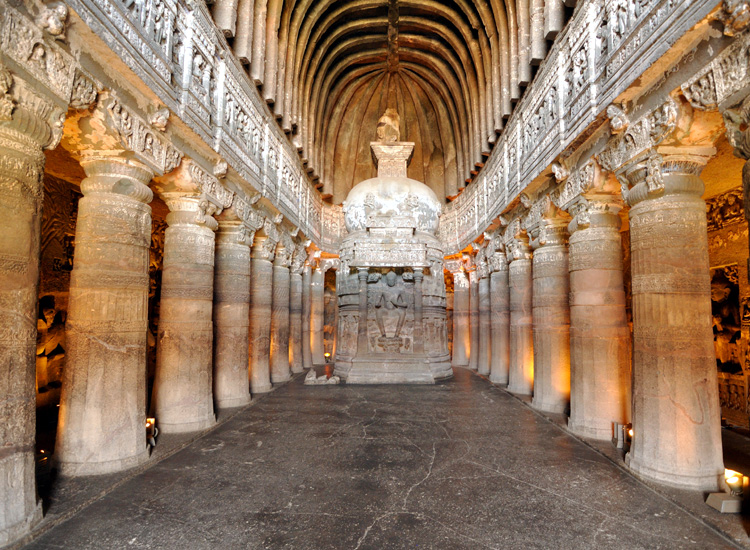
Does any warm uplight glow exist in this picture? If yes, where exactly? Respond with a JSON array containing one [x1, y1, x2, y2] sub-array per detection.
[[725, 469, 741, 479], [727, 476, 740, 484], [146, 418, 155, 428], [628, 429, 634, 438], [324, 352, 331, 358]]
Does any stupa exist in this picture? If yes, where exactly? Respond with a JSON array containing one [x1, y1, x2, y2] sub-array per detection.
[[334, 110, 452, 384]]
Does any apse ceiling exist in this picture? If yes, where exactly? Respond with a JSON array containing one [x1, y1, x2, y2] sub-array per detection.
[[210, 0, 572, 203]]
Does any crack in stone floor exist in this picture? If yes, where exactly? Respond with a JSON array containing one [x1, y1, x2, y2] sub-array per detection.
[[23, 369, 741, 549]]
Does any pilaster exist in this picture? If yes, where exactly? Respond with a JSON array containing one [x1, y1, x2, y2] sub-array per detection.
[[487, 237, 510, 385], [504, 217, 534, 395], [270, 236, 292, 384], [445, 259, 470, 367], [476, 247, 492, 376], [600, 98, 723, 490], [249, 221, 277, 393], [524, 194, 571, 414], [553, 160, 631, 440]]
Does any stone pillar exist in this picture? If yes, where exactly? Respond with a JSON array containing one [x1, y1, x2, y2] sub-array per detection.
[[213, 219, 251, 409], [249, 232, 275, 393], [477, 265, 492, 376], [57, 155, 154, 473], [311, 265, 325, 365], [414, 268, 425, 354], [448, 263, 470, 367], [270, 242, 291, 384], [289, 250, 305, 373], [564, 194, 630, 441], [623, 148, 723, 490], [0, 75, 57, 541], [489, 250, 511, 384], [152, 194, 217, 433], [468, 268, 479, 370], [527, 201, 570, 414], [506, 233, 534, 395], [357, 269, 369, 354], [302, 264, 313, 368]]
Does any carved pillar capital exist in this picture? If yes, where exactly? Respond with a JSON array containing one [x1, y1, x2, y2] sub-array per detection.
[[552, 160, 623, 233], [274, 242, 292, 268], [66, 92, 182, 176], [524, 193, 569, 249], [162, 193, 221, 231]]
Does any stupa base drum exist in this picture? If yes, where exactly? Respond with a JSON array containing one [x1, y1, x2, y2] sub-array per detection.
[[334, 111, 452, 384]]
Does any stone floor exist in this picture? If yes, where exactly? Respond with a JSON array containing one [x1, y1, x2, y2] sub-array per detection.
[[21, 368, 745, 549]]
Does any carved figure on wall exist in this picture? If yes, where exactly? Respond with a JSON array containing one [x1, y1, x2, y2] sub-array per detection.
[[375, 270, 407, 338], [36, 295, 65, 398], [711, 268, 742, 373]]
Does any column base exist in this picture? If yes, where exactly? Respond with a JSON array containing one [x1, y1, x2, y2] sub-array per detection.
[[271, 374, 292, 384], [531, 398, 568, 415], [157, 416, 216, 435], [216, 395, 251, 410], [567, 420, 615, 442], [0, 500, 42, 547], [625, 453, 723, 492], [291, 364, 304, 374], [56, 446, 150, 477], [507, 384, 532, 396], [252, 383, 273, 394], [489, 373, 509, 385]]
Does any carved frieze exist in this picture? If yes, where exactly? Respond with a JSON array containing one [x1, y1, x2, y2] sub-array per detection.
[[707, 188, 745, 231]]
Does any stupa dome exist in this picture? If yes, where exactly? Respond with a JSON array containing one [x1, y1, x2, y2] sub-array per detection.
[[343, 174, 442, 234]]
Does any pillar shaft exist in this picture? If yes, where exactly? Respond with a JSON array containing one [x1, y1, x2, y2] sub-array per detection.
[[357, 270, 369, 354], [468, 270, 479, 370], [508, 255, 534, 395], [478, 274, 492, 375], [289, 269, 304, 373], [489, 254, 510, 384], [153, 196, 216, 433], [213, 221, 251, 409], [451, 270, 470, 367], [249, 236, 274, 393], [414, 269, 425, 355], [270, 250, 291, 384], [302, 265, 313, 368], [57, 155, 153, 474], [311, 267, 325, 364], [625, 152, 723, 490], [531, 230, 570, 414], [0, 107, 46, 541], [568, 208, 630, 440]]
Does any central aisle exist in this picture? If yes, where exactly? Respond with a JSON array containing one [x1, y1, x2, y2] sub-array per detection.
[[27, 369, 734, 549]]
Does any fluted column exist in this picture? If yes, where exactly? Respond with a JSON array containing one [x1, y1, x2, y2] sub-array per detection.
[[213, 220, 252, 409], [489, 250, 510, 384], [622, 149, 723, 490], [0, 75, 57, 541], [57, 154, 154, 472], [289, 250, 305, 373], [270, 242, 291, 384], [448, 263, 470, 367], [152, 194, 217, 434], [249, 233, 275, 393], [302, 264, 313, 369], [311, 265, 325, 365], [564, 195, 630, 440], [468, 269, 479, 371], [477, 264, 492, 376], [527, 202, 570, 414], [507, 235, 534, 395]]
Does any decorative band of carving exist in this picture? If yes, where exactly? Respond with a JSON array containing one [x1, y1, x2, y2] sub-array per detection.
[[0, 252, 29, 274], [532, 294, 570, 308], [633, 324, 711, 341], [71, 270, 149, 289], [214, 290, 251, 303], [161, 285, 214, 300], [632, 274, 710, 295], [569, 240, 623, 271], [66, 319, 147, 333], [158, 320, 213, 331]]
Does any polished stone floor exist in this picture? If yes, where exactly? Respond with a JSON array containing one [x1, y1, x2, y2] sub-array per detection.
[[24, 369, 739, 549]]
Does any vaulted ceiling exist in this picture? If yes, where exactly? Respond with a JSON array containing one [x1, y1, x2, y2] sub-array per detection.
[[209, 0, 572, 203]]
